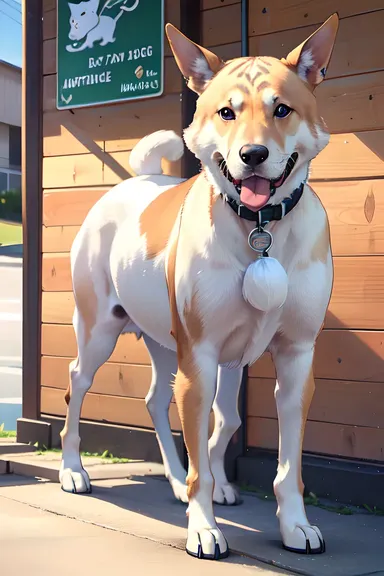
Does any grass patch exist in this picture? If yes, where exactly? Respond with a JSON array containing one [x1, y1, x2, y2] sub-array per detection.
[[0, 220, 22, 245], [34, 445, 130, 464], [0, 424, 16, 438], [303, 492, 353, 515], [240, 484, 355, 515], [361, 504, 384, 516]]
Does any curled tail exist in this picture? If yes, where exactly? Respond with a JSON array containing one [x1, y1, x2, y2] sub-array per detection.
[[129, 130, 184, 176]]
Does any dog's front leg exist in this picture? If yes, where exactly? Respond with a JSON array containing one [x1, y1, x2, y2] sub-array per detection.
[[270, 340, 325, 554], [174, 344, 229, 560], [209, 366, 243, 505]]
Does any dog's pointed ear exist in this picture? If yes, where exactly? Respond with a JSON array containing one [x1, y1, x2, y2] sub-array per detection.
[[166, 23, 224, 94], [283, 13, 339, 89]]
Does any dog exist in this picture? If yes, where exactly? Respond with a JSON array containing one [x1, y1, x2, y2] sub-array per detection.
[[66, 0, 139, 52], [60, 13, 339, 561]]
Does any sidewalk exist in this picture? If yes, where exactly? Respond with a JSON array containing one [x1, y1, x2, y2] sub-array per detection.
[[0, 460, 383, 576], [0, 491, 289, 576]]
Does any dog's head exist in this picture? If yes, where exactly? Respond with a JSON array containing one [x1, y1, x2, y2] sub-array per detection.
[[68, 0, 99, 41], [166, 15, 338, 210]]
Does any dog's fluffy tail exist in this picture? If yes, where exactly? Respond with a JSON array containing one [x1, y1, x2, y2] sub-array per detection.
[[129, 130, 184, 176]]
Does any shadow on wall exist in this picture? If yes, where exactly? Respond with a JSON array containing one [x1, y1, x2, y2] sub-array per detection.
[[44, 94, 182, 182]]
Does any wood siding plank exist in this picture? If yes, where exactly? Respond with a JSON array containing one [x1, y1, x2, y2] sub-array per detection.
[[248, 377, 384, 428], [42, 253, 72, 292], [313, 180, 384, 256], [327, 257, 384, 329], [43, 188, 108, 226], [202, 4, 241, 47], [249, 11, 384, 80], [250, 330, 384, 383], [317, 72, 384, 135], [41, 324, 150, 364], [41, 356, 152, 399], [311, 132, 384, 180], [42, 226, 80, 253], [202, 0, 240, 9], [42, 292, 75, 324], [41, 387, 181, 430], [247, 417, 384, 461], [248, 2, 384, 37], [43, 94, 181, 157]]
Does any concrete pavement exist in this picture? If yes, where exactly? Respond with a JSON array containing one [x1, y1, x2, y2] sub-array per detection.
[[0, 255, 22, 430], [0, 463, 383, 576], [0, 479, 290, 576]]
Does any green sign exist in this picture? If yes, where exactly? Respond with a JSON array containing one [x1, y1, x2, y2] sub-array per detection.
[[56, 0, 164, 110]]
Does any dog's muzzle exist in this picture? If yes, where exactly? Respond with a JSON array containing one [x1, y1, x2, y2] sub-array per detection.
[[217, 152, 299, 197]]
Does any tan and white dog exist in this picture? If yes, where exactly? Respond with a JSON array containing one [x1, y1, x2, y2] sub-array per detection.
[[60, 14, 339, 560]]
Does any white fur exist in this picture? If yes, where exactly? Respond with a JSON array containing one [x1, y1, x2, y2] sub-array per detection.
[[297, 49, 314, 81], [129, 130, 184, 176], [262, 87, 277, 107], [229, 91, 244, 112], [192, 56, 214, 81], [242, 257, 288, 312]]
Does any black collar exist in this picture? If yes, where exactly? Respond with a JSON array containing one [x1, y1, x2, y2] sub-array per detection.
[[222, 182, 305, 226]]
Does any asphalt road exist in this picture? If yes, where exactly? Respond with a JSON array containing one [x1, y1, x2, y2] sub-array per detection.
[[0, 257, 22, 430]]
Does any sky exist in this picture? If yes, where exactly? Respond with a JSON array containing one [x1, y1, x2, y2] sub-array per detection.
[[0, 0, 22, 67]]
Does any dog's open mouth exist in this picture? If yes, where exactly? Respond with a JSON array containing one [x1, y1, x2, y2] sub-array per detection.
[[217, 153, 298, 212]]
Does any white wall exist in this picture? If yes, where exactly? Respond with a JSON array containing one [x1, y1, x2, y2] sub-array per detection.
[[0, 61, 21, 128]]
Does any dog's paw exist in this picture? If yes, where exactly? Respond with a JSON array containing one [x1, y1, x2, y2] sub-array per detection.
[[186, 527, 229, 560], [282, 524, 325, 554], [60, 468, 92, 494], [213, 482, 242, 506], [170, 478, 189, 504]]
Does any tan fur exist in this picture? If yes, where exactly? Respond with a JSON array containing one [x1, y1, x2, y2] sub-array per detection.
[[184, 292, 204, 343], [167, 194, 203, 499], [310, 219, 330, 264], [297, 205, 330, 270], [64, 386, 71, 406], [192, 56, 322, 158], [298, 368, 315, 493], [74, 279, 97, 346], [140, 175, 199, 259]]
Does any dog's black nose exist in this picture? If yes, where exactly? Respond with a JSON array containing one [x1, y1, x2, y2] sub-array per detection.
[[240, 144, 269, 167]]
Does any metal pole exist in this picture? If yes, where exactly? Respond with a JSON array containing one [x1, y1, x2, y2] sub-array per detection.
[[21, 0, 43, 420], [225, 0, 250, 482], [180, 0, 200, 179], [241, 0, 249, 57]]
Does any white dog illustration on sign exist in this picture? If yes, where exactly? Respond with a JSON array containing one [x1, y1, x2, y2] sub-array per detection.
[[66, 0, 139, 53]]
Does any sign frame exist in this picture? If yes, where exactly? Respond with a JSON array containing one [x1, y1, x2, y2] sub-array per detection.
[[56, 0, 164, 111]]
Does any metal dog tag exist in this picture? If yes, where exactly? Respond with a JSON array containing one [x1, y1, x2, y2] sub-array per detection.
[[248, 228, 273, 254]]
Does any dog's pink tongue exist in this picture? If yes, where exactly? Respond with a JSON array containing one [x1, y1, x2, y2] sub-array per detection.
[[240, 176, 271, 212]]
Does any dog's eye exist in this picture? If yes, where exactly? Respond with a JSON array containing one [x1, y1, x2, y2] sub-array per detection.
[[274, 104, 292, 119], [218, 107, 236, 121], [80, 11, 86, 16]]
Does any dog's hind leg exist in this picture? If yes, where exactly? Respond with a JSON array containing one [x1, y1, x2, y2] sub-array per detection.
[[60, 266, 129, 494], [209, 366, 243, 505], [143, 333, 188, 503]]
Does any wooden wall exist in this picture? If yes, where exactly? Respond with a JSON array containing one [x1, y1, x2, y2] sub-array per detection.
[[40, 0, 384, 462], [245, 1, 384, 461], [40, 1, 242, 432]]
